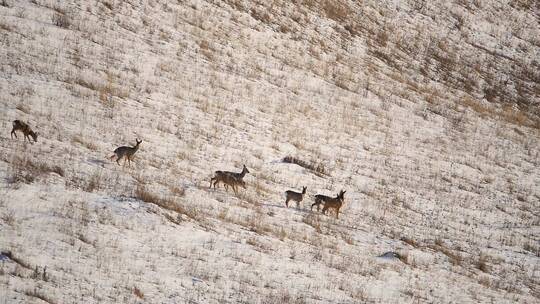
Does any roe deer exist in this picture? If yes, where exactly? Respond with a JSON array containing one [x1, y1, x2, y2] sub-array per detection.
[[285, 186, 307, 208], [210, 165, 249, 194], [109, 139, 142, 166], [224, 178, 246, 193], [311, 190, 346, 214], [11, 120, 38, 143], [321, 190, 346, 219]]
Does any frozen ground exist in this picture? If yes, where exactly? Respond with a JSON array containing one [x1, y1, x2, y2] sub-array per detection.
[[0, 0, 539, 303]]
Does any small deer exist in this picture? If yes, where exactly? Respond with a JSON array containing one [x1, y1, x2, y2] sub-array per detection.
[[210, 165, 250, 194], [311, 190, 346, 214], [109, 139, 142, 166], [11, 120, 38, 143], [321, 190, 346, 219], [285, 186, 307, 208], [224, 178, 246, 193]]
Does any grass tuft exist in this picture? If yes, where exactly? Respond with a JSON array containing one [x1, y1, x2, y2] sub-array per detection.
[[282, 156, 327, 176]]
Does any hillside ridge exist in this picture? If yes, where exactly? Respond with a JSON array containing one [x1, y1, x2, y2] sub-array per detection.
[[0, 1, 538, 303]]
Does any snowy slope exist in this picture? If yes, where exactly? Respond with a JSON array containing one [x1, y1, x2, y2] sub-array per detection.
[[0, 0, 539, 303]]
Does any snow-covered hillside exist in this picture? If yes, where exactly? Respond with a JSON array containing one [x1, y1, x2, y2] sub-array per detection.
[[0, 0, 538, 303]]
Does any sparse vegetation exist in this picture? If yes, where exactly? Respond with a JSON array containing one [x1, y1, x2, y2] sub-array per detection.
[[429, 242, 463, 266], [0, 0, 538, 303], [282, 156, 326, 176], [135, 183, 199, 221], [25, 289, 56, 304], [52, 11, 70, 29], [8, 156, 64, 185], [84, 170, 102, 192], [475, 254, 490, 273], [302, 212, 322, 233], [133, 286, 144, 299], [1, 251, 32, 270], [72, 135, 98, 151], [1, 210, 15, 226]]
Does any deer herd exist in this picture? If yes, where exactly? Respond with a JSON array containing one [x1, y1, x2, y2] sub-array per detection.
[[10, 119, 347, 219]]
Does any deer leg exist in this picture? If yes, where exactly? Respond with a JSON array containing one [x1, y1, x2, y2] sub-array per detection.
[[27, 134, 34, 144], [116, 156, 122, 165], [10, 129, 16, 139], [285, 198, 289, 208], [26, 134, 34, 144]]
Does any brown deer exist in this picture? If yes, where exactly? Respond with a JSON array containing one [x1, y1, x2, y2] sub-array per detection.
[[109, 139, 142, 166], [285, 186, 307, 208], [321, 190, 346, 219], [224, 178, 246, 193], [311, 190, 346, 216], [210, 165, 249, 194], [11, 120, 38, 143]]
